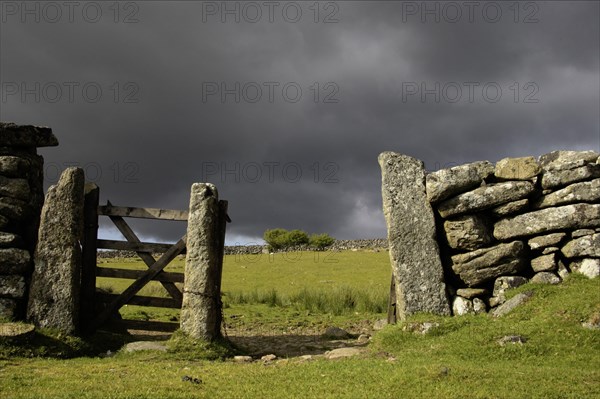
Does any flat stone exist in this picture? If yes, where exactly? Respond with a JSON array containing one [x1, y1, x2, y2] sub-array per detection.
[[123, 341, 168, 353], [0, 176, 30, 201], [425, 161, 494, 203], [0, 248, 31, 274], [534, 178, 600, 209], [0, 275, 26, 298], [444, 214, 492, 250], [541, 164, 600, 189], [438, 181, 535, 218], [494, 204, 600, 240], [490, 199, 530, 218], [0, 232, 23, 248], [0, 156, 31, 178], [456, 288, 489, 299], [542, 247, 559, 255], [379, 152, 450, 319], [572, 229, 596, 238], [570, 258, 600, 279], [452, 296, 473, 315], [325, 347, 363, 360], [539, 150, 599, 171], [531, 254, 557, 272], [531, 272, 561, 284], [0, 122, 58, 147], [473, 298, 487, 314], [561, 234, 600, 258], [528, 233, 566, 250], [491, 291, 534, 317], [27, 168, 85, 334], [451, 241, 526, 286], [495, 156, 541, 180]]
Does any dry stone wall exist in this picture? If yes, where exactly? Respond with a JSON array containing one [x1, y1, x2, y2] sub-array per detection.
[[426, 150, 600, 315], [0, 122, 58, 320]]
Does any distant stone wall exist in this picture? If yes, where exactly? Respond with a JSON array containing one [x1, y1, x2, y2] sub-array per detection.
[[381, 150, 600, 319], [0, 122, 58, 320]]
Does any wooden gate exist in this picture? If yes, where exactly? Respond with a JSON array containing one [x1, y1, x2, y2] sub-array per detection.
[[80, 184, 227, 334]]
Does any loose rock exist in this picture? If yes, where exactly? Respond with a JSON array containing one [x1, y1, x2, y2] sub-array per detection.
[[492, 291, 534, 317]]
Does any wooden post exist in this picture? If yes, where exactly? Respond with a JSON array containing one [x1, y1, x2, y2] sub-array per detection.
[[81, 183, 99, 333]]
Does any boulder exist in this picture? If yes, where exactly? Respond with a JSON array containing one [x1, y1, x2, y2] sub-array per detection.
[[452, 296, 473, 315], [534, 178, 600, 209], [495, 156, 541, 180], [443, 215, 492, 250], [490, 199, 529, 218], [539, 150, 599, 171], [379, 152, 450, 319], [451, 241, 527, 286], [531, 254, 557, 272], [531, 272, 561, 284], [541, 164, 600, 189], [26, 167, 84, 334], [528, 233, 566, 250], [437, 181, 535, 218], [561, 233, 600, 258], [570, 258, 600, 279], [425, 161, 494, 203], [494, 204, 600, 240]]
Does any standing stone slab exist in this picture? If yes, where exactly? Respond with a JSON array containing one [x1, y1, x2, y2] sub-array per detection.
[[494, 204, 600, 240], [379, 152, 450, 319], [425, 161, 494, 203], [437, 181, 535, 218], [181, 183, 224, 340], [26, 167, 84, 334]]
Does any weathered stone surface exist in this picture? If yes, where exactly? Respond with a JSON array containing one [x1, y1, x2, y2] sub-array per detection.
[[402, 322, 439, 335], [497, 335, 527, 346], [438, 181, 534, 218], [495, 156, 541, 180], [0, 232, 23, 248], [531, 272, 561, 284], [557, 260, 570, 280], [0, 156, 31, 177], [573, 229, 595, 238], [531, 254, 557, 272], [181, 183, 224, 340], [561, 234, 600, 258], [443, 215, 492, 250], [490, 199, 529, 218], [452, 296, 473, 315], [0, 298, 17, 319], [528, 233, 566, 250], [0, 197, 29, 220], [570, 258, 600, 279], [541, 163, 600, 189], [456, 288, 489, 299], [491, 291, 533, 317], [233, 356, 253, 363], [0, 122, 58, 147], [323, 326, 350, 339], [542, 247, 559, 255], [535, 179, 600, 209], [0, 176, 30, 201], [451, 241, 526, 286], [425, 161, 494, 203], [325, 347, 364, 359], [123, 341, 168, 353], [492, 276, 528, 302], [0, 275, 26, 298], [539, 150, 599, 171], [379, 152, 450, 319], [494, 204, 600, 240], [473, 298, 486, 314], [27, 167, 84, 334], [0, 248, 31, 274]]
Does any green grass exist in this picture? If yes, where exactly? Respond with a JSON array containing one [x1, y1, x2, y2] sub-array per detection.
[[1, 251, 599, 398]]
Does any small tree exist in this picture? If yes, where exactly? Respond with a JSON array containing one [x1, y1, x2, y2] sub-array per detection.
[[263, 228, 288, 250], [309, 233, 335, 250], [286, 229, 309, 246]]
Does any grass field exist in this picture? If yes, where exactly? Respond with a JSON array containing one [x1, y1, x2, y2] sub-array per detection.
[[1, 250, 599, 398]]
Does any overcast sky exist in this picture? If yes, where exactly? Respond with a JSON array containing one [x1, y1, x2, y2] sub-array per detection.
[[1, 1, 599, 244]]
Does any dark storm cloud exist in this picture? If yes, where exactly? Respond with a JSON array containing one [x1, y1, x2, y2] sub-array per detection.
[[1, 1, 598, 244]]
